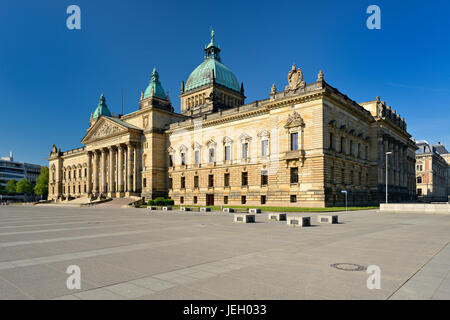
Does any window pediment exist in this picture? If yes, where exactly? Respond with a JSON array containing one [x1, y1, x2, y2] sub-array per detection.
[[284, 111, 304, 130]]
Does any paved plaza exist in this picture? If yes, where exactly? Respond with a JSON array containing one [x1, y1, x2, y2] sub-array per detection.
[[0, 205, 448, 300]]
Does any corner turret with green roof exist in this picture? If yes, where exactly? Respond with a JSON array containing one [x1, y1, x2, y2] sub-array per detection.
[[92, 93, 112, 118], [143, 68, 167, 100]]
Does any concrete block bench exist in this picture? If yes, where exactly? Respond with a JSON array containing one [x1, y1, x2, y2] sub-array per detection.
[[162, 206, 172, 211], [287, 216, 311, 227], [318, 215, 338, 224], [249, 208, 262, 214], [146, 206, 157, 211], [223, 208, 235, 213], [234, 214, 255, 223], [268, 213, 287, 221], [200, 207, 211, 212], [180, 207, 191, 211]]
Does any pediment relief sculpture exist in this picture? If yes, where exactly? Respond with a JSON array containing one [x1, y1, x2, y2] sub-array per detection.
[[284, 111, 304, 129], [90, 121, 123, 140]]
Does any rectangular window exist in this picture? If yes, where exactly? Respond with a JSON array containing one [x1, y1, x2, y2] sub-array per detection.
[[169, 155, 173, 167], [242, 172, 248, 186], [168, 178, 172, 189], [208, 174, 214, 188], [261, 140, 268, 157], [180, 196, 184, 204], [241, 195, 246, 204], [350, 171, 354, 185], [224, 173, 230, 187], [209, 148, 215, 163], [261, 170, 268, 186], [143, 178, 147, 188], [349, 141, 353, 156], [417, 188, 422, 196], [290, 132, 298, 151], [358, 144, 361, 158], [193, 196, 198, 204], [224, 196, 228, 204], [194, 150, 200, 164], [242, 143, 248, 159], [365, 146, 369, 159], [290, 195, 297, 203], [329, 132, 334, 150], [290, 167, 299, 183], [417, 176, 422, 184], [194, 175, 199, 188], [181, 153, 186, 165], [340, 137, 345, 153], [181, 176, 185, 189], [261, 195, 266, 204], [225, 145, 231, 161]]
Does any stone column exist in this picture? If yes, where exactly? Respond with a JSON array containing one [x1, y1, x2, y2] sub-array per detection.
[[87, 152, 92, 194], [118, 145, 124, 193], [108, 147, 115, 193], [133, 145, 138, 192], [101, 149, 107, 194], [93, 151, 99, 194], [127, 143, 133, 193]]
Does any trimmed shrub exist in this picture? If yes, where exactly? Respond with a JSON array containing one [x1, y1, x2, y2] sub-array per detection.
[[147, 200, 154, 206], [154, 197, 166, 206], [165, 199, 174, 205]]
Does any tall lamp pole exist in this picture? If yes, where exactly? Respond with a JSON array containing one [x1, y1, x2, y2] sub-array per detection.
[[386, 152, 392, 203]]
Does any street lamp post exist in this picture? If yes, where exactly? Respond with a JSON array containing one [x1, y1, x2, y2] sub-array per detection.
[[341, 190, 347, 212], [386, 152, 392, 204]]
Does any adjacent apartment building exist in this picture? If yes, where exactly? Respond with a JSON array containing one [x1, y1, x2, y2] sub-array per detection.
[[415, 141, 449, 202]]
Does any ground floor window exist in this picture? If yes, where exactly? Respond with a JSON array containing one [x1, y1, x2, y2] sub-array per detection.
[[224, 196, 228, 204], [290, 195, 297, 203], [143, 178, 147, 188], [241, 195, 246, 204], [417, 188, 422, 196], [180, 196, 184, 204], [193, 196, 197, 204], [261, 195, 266, 204]]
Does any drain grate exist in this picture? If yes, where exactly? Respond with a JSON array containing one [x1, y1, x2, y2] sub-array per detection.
[[330, 263, 366, 272]]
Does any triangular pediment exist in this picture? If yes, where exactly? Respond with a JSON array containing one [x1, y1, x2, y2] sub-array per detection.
[[81, 117, 129, 144]]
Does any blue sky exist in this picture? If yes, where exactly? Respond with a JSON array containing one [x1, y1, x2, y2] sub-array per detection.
[[1, 0, 449, 165]]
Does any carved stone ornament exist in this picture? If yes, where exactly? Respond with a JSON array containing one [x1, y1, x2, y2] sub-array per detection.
[[284, 111, 304, 129], [287, 64, 306, 90], [270, 83, 277, 95], [91, 121, 122, 140], [142, 115, 149, 128]]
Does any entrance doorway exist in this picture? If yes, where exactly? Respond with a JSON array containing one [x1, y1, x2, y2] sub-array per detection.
[[206, 194, 214, 206]]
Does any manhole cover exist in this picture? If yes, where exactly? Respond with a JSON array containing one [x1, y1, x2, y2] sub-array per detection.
[[330, 263, 366, 271]]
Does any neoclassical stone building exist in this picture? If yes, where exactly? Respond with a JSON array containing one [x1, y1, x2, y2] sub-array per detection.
[[48, 31, 417, 207]]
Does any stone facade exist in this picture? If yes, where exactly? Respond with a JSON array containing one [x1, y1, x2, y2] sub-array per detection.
[[48, 32, 417, 207]]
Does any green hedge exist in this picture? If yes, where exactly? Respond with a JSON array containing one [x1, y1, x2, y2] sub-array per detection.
[[148, 198, 174, 206]]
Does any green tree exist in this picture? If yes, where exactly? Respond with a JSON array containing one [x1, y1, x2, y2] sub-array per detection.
[[16, 178, 34, 194], [5, 179, 17, 194], [34, 166, 49, 197]]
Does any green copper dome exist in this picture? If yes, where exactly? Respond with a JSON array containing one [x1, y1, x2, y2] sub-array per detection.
[[144, 68, 166, 99], [92, 93, 112, 118], [185, 31, 240, 93]]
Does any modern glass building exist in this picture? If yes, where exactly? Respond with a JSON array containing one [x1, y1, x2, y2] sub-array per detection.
[[0, 152, 41, 187]]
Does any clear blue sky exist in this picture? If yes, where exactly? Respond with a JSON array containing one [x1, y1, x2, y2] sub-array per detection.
[[1, 0, 449, 165]]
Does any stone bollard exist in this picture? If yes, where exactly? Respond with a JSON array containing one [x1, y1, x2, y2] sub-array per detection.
[[200, 207, 211, 212], [317, 215, 338, 224], [234, 214, 255, 223], [287, 216, 311, 227], [162, 206, 172, 211], [223, 208, 235, 213], [268, 213, 287, 221], [249, 208, 262, 214]]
